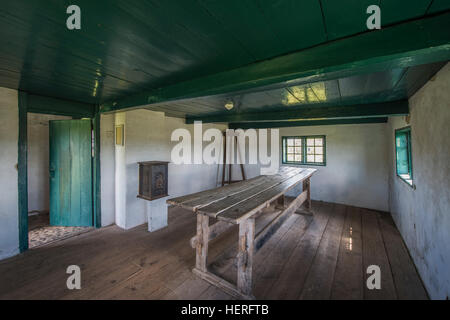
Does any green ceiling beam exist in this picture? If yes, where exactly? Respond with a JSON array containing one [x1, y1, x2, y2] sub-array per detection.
[[229, 118, 388, 129], [101, 11, 450, 113], [27, 94, 95, 118], [185, 100, 408, 124]]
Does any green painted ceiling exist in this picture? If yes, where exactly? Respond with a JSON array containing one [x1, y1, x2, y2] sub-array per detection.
[[0, 0, 449, 108], [149, 61, 446, 119]]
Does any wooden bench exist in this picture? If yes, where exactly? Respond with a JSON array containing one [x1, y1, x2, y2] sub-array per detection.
[[167, 167, 317, 299]]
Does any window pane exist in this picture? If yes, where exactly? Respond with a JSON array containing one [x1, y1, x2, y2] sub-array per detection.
[[396, 134, 406, 148], [395, 128, 412, 180], [396, 135, 409, 174], [315, 138, 323, 146], [283, 136, 326, 166]]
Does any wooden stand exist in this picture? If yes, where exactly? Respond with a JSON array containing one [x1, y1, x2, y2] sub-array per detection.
[[221, 131, 246, 186]]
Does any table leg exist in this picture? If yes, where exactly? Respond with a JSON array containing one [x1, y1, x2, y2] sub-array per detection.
[[303, 178, 311, 211], [295, 178, 313, 216], [237, 218, 255, 297], [195, 214, 209, 272], [192, 214, 255, 300]]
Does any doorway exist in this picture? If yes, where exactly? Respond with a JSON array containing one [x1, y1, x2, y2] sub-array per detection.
[[27, 114, 94, 248]]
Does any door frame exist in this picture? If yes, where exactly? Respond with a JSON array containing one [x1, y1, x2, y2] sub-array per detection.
[[18, 91, 101, 252]]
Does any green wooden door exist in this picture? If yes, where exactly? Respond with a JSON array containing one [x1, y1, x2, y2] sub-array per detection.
[[49, 119, 93, 226]]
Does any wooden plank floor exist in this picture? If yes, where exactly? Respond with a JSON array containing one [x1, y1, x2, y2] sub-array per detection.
[[0, 201, 428, 300]]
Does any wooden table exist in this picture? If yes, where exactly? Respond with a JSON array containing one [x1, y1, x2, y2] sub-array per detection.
[[167, 167, 317, 299]]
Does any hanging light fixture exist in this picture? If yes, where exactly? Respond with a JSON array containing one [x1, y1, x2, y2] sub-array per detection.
[[224, 100, 234, 110]]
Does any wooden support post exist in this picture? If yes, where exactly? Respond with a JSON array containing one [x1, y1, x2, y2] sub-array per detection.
[[237, 218, 255, 297], [240, 163, 246, 181], [221, 132, 227, 186], [236, 135, 246, 181], [195, 214, 210, 272], [227, 134, 232, 185]]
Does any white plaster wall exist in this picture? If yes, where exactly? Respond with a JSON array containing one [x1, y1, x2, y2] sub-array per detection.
[[114, 112, 127, 229], [388, 63, 450, 300], [100, 113, 115, 226], [114, 109, 226, 229], [232, 124, 390, 211], [165, 116, 227, 198], [280, 124, 389, 211], [27, 113, 71, 213], [0, 87, 19, 260], [123, 110, 166, 229]]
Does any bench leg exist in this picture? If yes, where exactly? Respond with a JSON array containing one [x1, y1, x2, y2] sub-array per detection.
[[195, 214, 209, 272], [296, 178, 313, 216], [237, 218, 255, 298]]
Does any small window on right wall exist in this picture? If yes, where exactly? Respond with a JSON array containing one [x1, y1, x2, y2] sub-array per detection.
[[395, 127, 413, 186]]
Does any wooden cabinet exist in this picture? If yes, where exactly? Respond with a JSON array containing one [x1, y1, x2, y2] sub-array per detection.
[[137, 161, 169, 201]]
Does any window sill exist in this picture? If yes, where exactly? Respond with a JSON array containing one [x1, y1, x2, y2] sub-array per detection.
[[397, 174, 415, 189], [282, 162, 326, 167]]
